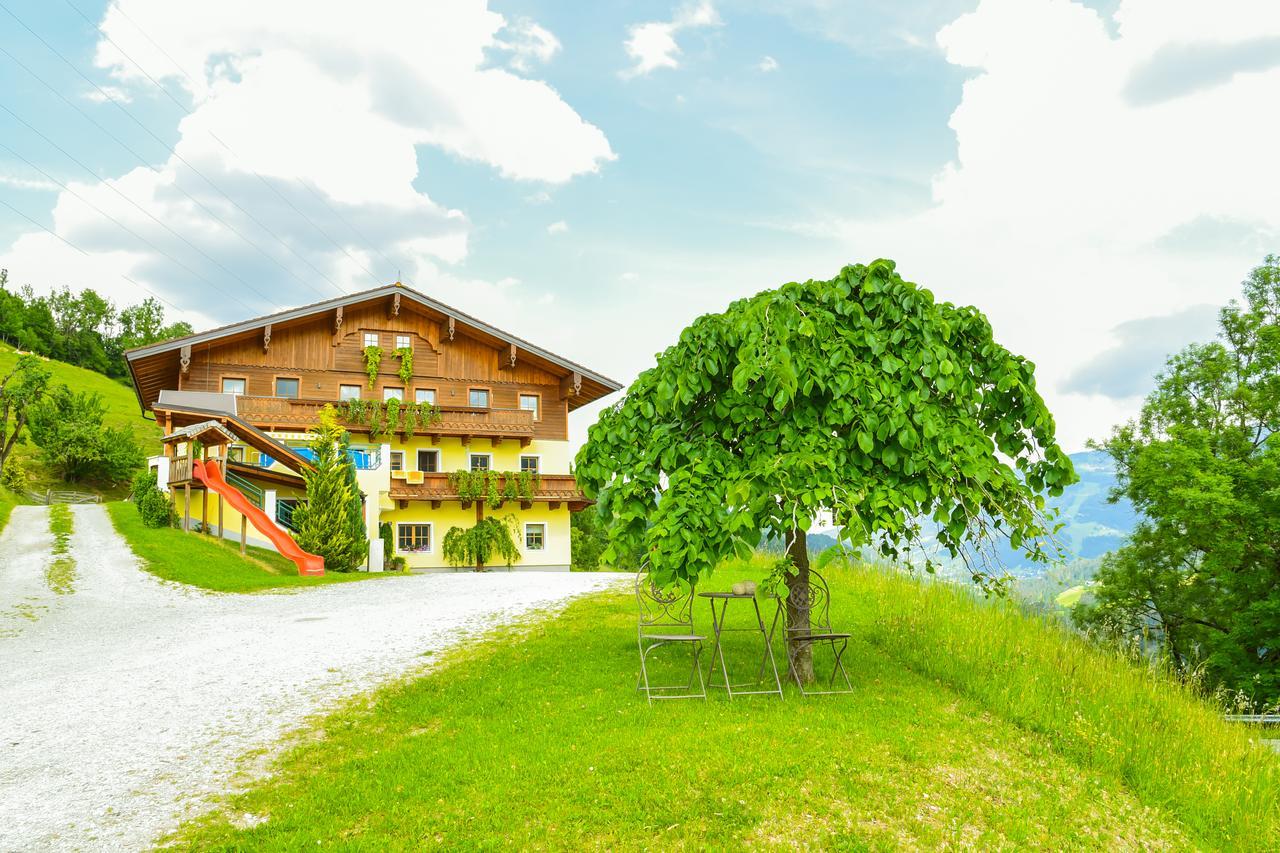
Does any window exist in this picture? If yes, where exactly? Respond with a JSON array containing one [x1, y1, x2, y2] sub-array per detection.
[[395, 334, 411, 350], [363, 332, 379, 348], [397, 523, 432, 553], [525, 523, 545, 551], [383, 387, 403, 402], [389, 451, 404, 471], [415, 388, 436, 405], [519, 393, 540, 420], [339, 384, 361, 401], [519, 455, 539, 474], [221, 377, 246, 396], [227, 446, 245, 463], [469, 453, 491, 471], [417, 449, 439, 473], [274, 377, 299, 399], [468, 388, 490, 408]]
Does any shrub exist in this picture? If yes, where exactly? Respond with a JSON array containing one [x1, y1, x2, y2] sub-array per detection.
[[131, 468, 174, 528], [441, 515, 520, 570]]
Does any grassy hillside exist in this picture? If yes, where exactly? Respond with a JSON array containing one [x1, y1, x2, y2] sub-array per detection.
[[0, 486, 18, 535], [168, 558, 1279, 850], [106, 502, 393, 592], [0, 343, 161, 498]]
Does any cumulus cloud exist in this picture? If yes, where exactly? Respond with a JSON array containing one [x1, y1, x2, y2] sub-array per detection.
[[622, 1, 720, 78], [831, 0, 1280, 450], [546, 220, 569, 235], [1124, 35, 1280, 105], [1062, 304, 1221, 399], [2, 0, 614, 323], [757, 55, 779, 72]]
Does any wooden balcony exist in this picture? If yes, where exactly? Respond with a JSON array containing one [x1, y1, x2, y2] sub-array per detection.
[[168, 454, 193, 485], [387, 473, 588, 510], [234, 396, 536, 443]]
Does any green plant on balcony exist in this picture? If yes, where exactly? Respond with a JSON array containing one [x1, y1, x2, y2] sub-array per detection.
[[413, 401, 441, 430], [485, 469, 503, 509], [363, 345, 383, 388], [385, 397, 401, 440], [448, 469, 487, 503], [516, 469, 540, 501], [501, 472, 519, 505], [394, 346, 413, 386]]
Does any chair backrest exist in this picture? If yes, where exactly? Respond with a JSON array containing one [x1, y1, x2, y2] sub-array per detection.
[[783, 569, 834, 637], [635, 568, 696, 634]]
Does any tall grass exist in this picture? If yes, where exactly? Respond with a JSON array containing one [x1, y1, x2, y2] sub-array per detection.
[[845, 561, 1280, 846]]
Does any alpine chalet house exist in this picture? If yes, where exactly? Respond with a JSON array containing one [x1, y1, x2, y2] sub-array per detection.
[[126, 283, 621, 572]]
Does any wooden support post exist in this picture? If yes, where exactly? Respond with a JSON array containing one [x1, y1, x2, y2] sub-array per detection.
[[240, 515, 247, 556], [183, 483, 191, 532], [201, 486, 209, 535], [218, 494, 225, 540]]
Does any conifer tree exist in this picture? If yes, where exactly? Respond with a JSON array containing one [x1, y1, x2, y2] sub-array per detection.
[[293, 405, 367, 571]]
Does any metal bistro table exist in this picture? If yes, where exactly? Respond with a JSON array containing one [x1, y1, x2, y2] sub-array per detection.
[[698, 591, 784, 699]]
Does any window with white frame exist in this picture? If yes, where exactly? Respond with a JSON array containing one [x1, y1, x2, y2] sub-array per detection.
[[395, 334, 411, 350], [397, 523, 432, 553], [519, 455, 539, 474], [519, 393, 540, 420], [383, 387, 403, 402], [469, 453, 491, 471], [221, 377, 246, 396], [417, 449, 439, 472], [389, 451, 404, 471], [363, 332, 379, 348], [468, 388, 489, 408], [415, 388, 436, 405], [525, 523, 545, 551], [339, 384, 361, 401]]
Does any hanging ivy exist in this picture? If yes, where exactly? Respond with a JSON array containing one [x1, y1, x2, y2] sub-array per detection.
[[394, 346, 413, 387], [516, 469, 540, 501], [363, 345, 383, 388], [441, 516, 520, 570], [448, 470, 487, 503]]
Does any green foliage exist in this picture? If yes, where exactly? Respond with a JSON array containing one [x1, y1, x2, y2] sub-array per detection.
[[378, 521, 394, 564], [447, 470, 538, 508], [569, 506, 644, 571], [0, 353, 51, 483], [131, 468, 174, 528], [1076, 255, 1280, 708], [0, 270, 191, 380], [387, 555, 408, 572], [363, 345, 383, 388], [576, 260, 1075, 590], [337, 398, 438, 442], [394, 346, 413, 386], [26, 385, 142, 484], [441, 515, 520, 569], [291, 405, 368, 572]]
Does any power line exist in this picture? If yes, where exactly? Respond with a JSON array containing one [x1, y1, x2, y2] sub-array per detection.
[[0, 136, 260, 316], [80, 0, 418, 288], [0, 44, 344, 307], [0, 0, 358, 299]]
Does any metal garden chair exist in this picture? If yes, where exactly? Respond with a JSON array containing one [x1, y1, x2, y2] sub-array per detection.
[[773, 569, 853, 697], [636, 567, 707, 704]]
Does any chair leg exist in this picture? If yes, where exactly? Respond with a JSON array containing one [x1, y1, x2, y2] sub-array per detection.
[[831, 639, 853, 692], [638, 640, 654, 705]]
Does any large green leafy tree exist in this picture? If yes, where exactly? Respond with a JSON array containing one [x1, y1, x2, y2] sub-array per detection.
[[0, 354, 52, 483], [1076, 256, 1280, 707], [27, 385, 142, 484], [576, 261, 1075, 680], [292, 405, 368, 572]]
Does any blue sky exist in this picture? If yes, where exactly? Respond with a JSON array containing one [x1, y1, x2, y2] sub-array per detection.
[[2, 0, 1279, 451]]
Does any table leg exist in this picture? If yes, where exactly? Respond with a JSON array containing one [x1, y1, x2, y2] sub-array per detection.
[[752, 598, 785, 698]]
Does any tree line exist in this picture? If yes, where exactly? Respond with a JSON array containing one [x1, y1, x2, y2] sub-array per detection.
[[0, 269, 193, 382]]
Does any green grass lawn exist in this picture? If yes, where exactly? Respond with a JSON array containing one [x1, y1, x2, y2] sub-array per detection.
[[168, 559, 1280, 850], [0, 486, 19, 535], [106, 501, 395, 593], [0, 343, 162, 499]]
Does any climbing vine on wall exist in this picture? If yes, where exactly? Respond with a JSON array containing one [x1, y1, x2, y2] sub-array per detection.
[[394, 346, 413, 387], [363, 345, 383, 388]]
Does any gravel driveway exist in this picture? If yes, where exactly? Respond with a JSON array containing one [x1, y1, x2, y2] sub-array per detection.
[[0, 504, 623, 851]]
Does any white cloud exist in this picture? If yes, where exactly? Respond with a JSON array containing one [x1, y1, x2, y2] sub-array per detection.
[[82, 84, 133, 104], [0, 173, 61, 192], [619, 271, 640, 281], [2, 1, 614, 323], [832, 0, 1280, 451], [546, 220, 569, 235], [622, 1, 721, 78], [757, 55, 779, 72]]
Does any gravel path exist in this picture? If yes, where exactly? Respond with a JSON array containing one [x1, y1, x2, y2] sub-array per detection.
[[0, 505, 624, 851]]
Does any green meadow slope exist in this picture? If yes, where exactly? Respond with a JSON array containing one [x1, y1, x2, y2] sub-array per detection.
[[0, 343, 160, 498], [170, 559, 1279, 850]]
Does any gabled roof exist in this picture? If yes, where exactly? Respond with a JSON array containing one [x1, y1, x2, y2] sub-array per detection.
[[125, 282, 622, 413]]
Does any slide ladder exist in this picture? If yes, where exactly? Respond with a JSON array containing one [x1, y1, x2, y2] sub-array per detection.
[[191, 459, 325, 576]]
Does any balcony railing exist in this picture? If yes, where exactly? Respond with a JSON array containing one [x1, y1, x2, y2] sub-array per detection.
[[386, 472, 587, 506], [169, 454, 192, 484], [234, 396, 535, 440]]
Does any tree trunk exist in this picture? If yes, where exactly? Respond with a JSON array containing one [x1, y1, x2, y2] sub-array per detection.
[[785, 527, 814, 684]]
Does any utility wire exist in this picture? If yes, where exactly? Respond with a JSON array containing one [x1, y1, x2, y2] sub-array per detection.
[[81, 0, 418, 288], [0, 0, 357, 298], [0, 44, 341, 305], [0, 136, 260, 315]]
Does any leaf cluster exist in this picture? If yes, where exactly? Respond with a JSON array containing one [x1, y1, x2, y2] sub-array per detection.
[[441, 515, 520, 569], [575, 261, 1075, 588]]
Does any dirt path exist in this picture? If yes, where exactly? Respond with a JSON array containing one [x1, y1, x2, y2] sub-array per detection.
[[0, 504, 623, 851]]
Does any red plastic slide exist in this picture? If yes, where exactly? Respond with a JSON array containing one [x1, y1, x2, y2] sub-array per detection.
[[192, 459, 325, 576]]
